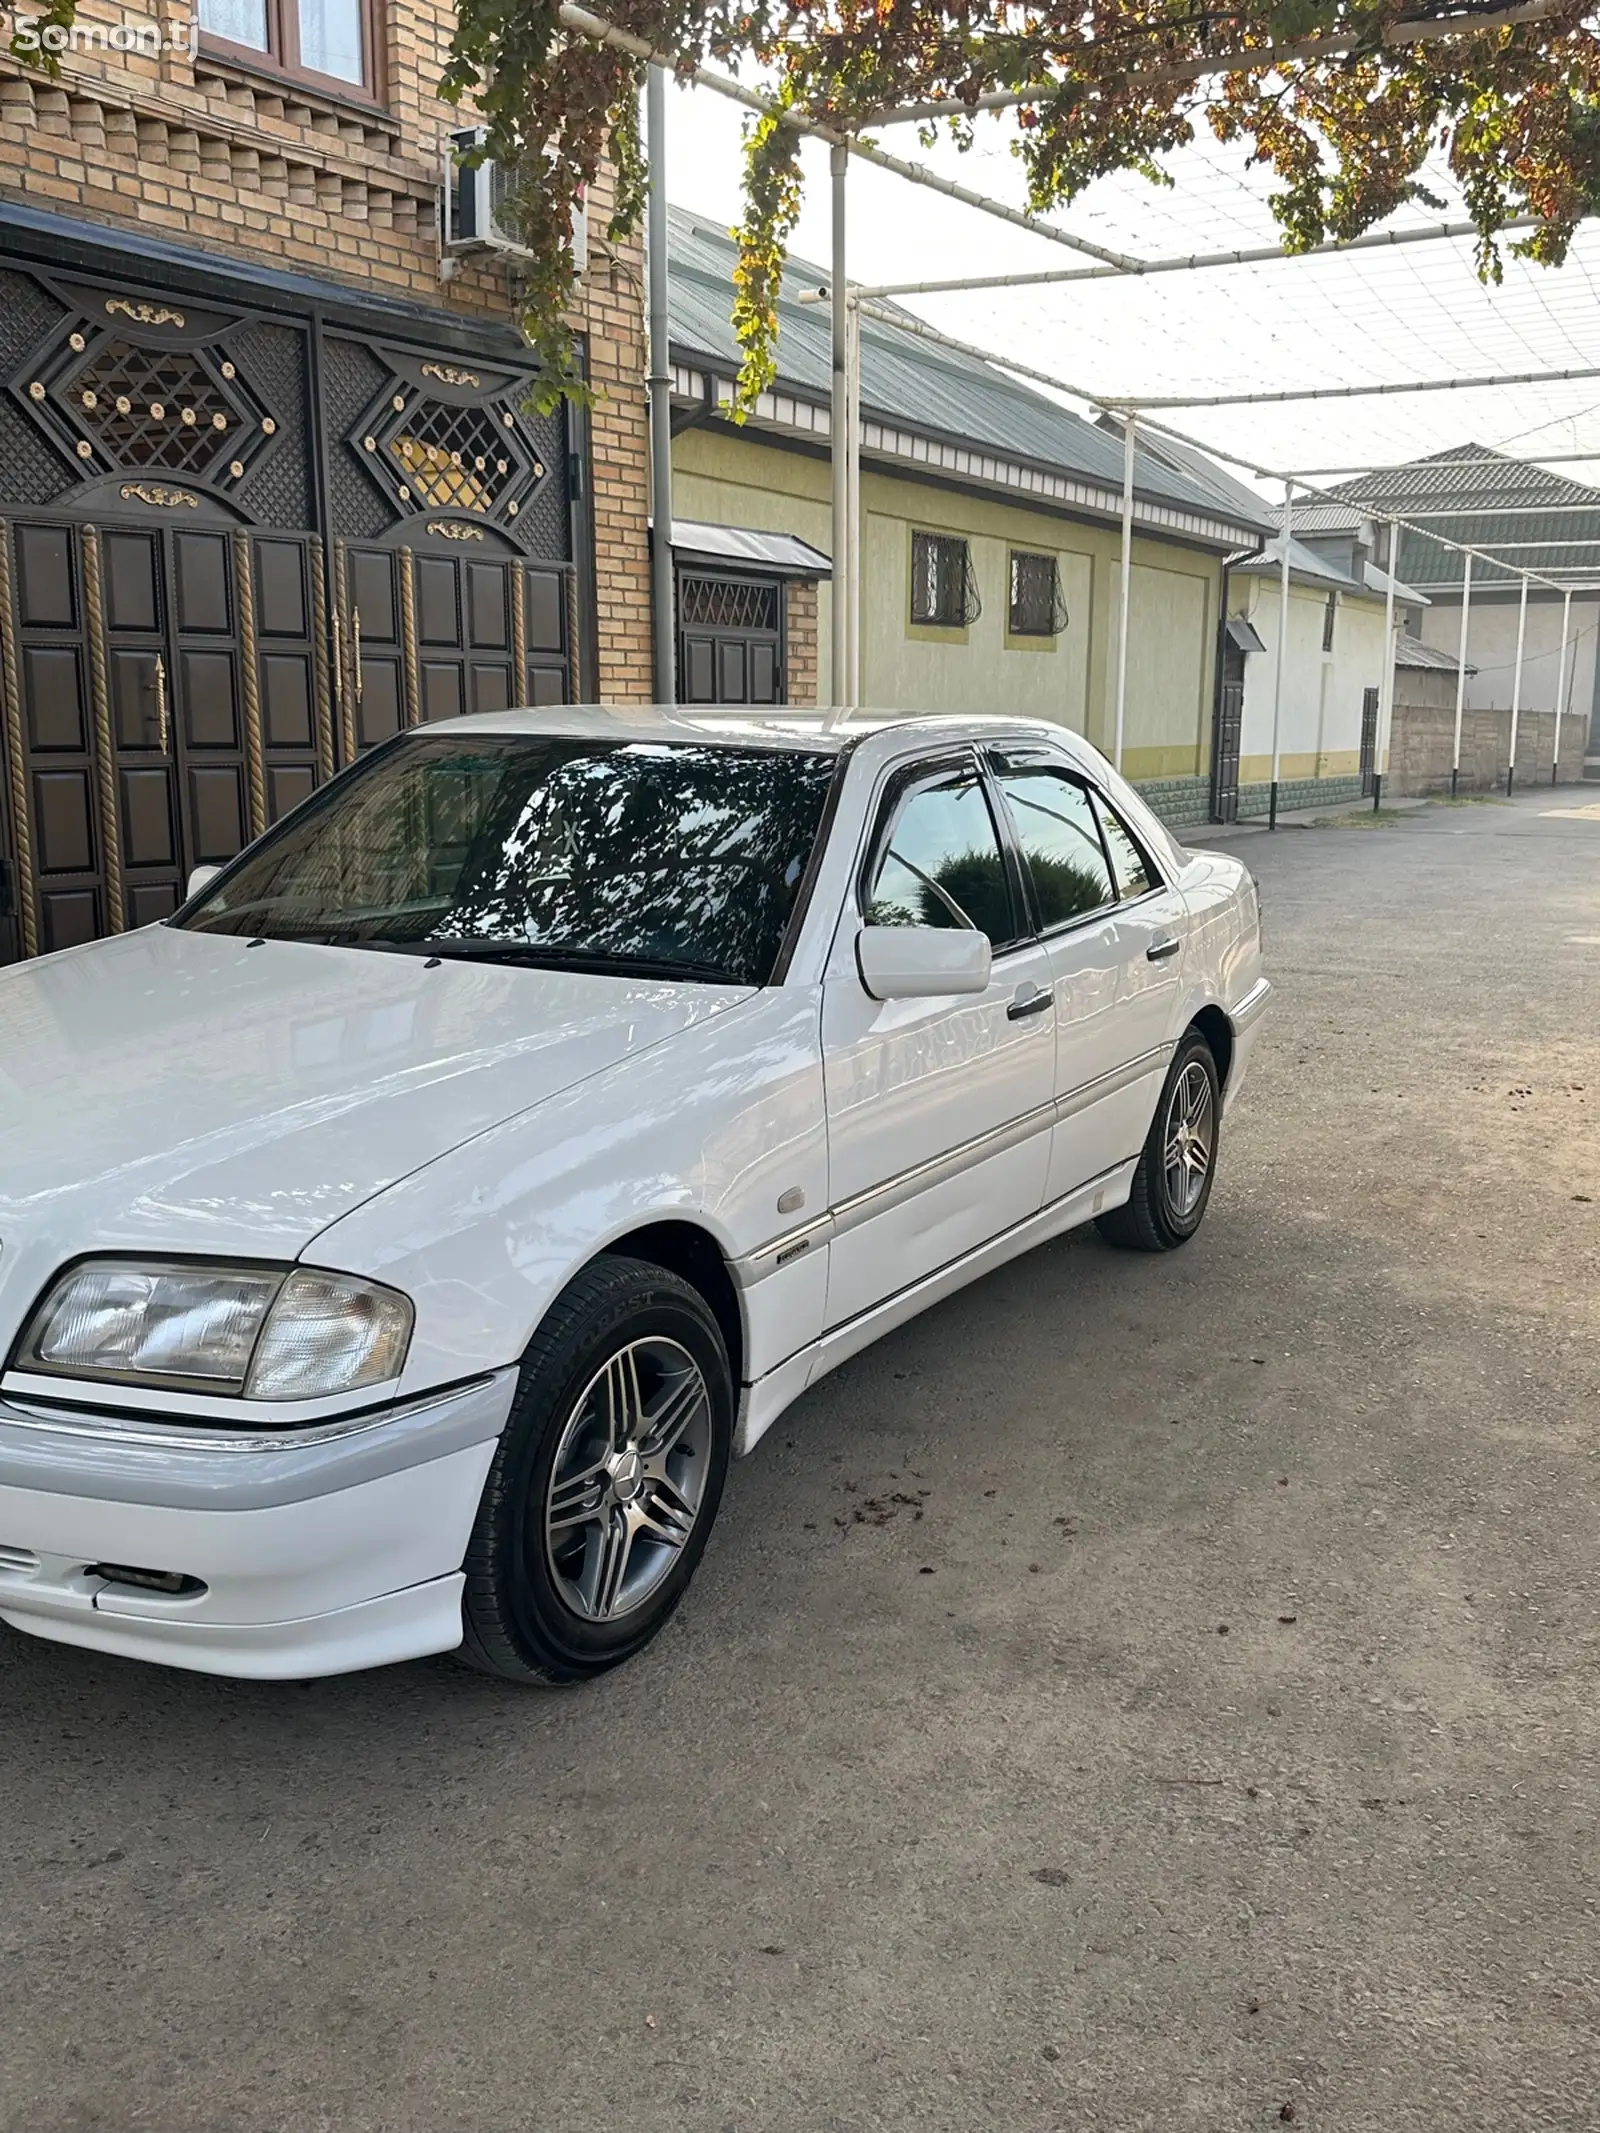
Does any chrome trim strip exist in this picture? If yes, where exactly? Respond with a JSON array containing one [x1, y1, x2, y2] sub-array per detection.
[[1054, 1042, 1172, 1124], [1230, 977, 1272, 1031], [0, 1370, 519, 1513], [828, 1095, 1057, 1238], [0, 1372, 504, 1456], [737, 1043, 1172, 1287]]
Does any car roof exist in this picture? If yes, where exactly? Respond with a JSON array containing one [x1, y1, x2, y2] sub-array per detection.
[[432, 703, 1096, 761]]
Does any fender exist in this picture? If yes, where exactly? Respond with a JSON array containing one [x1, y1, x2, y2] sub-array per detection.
[[306, 985, 829, 1401]]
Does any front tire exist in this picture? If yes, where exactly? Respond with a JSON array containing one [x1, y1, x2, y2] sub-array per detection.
[[1096, 1031, 1220, 1252], [458, 1255, 732, 1685]]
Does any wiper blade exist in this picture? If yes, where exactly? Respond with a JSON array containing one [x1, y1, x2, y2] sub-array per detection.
[[387, 939, 747, 985]]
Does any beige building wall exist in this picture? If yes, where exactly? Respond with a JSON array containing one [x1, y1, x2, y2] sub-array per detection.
[[672, 425, 1223, 778], [1234, 575, 1388, 782]]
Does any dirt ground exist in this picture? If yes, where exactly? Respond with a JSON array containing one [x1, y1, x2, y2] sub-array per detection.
[[2, 789, 1598, 2133]]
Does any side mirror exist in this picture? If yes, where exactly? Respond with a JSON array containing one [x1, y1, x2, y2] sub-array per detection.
[[856, 924, 992, 1002], [186, 864, 222, 901]]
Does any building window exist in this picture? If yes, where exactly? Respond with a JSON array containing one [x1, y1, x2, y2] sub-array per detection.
[[1322, 591, 1337, 653], [198, 0, 376, 94], [911, 530, 981, 629], [1008, 550, 1069, 637]]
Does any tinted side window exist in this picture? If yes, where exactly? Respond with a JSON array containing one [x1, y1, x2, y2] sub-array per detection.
[[996, 769, 1114, 928], [866, 765, 1015, 945], [1093, 794, 1156, 899]]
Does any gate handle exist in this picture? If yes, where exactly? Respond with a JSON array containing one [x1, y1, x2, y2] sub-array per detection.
[[351, 606, 363, 703], [151, 652, 169, 757]]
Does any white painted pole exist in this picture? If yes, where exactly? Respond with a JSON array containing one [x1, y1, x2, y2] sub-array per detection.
[[829, 142, 848, 712], [845, 290, 861, 709], [1508, 571, 1528, 796], [1376, 516, 1398, 808], [1451, 550, 1472, 795], [1553, 586, 1573, 784], [1269, 479, 1291, 827], [1113, 413, 1136, 773]]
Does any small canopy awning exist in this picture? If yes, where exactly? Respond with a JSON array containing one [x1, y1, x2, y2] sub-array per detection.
[[670, 519, 832, 580], [1225, 617, 1267, 654]]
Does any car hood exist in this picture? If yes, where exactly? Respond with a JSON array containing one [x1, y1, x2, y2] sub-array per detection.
[[0, 926, 746, 1278]]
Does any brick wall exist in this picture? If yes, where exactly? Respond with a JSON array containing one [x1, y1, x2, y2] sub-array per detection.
[[1389, 699, 1587, 794], [0, 0, 652, 700], [786, 580, 818, 706]]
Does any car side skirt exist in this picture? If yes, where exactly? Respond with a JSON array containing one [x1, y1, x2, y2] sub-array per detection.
[[734, 1154, 1140, 1456]]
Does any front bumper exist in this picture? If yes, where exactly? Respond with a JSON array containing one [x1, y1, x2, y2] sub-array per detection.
[[0, 1368, 517, 1679]]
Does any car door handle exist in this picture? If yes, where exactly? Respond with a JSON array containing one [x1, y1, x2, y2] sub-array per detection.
[[1146, 936, 1181, 962], [1006, 983, 1054, 1021]]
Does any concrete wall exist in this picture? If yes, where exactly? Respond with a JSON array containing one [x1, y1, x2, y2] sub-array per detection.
[[672, 424, 1223, 778], [1233, 574, 1386, 783], [1415, 594, 1600, 741]]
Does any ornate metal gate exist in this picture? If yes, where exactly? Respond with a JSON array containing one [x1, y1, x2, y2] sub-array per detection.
[[0, 255, 581, 957]]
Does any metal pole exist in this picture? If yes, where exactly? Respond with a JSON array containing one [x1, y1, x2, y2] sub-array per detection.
[[1554, 586, 1573, 784], [1269, 479, 1291, 828], [1508, 571, 1528, 796], [840, 143, 853, 708], [1451, 551, 1471, 797], [845, 290, 861, 709], [1375, 517, 1398, 810], [646, 65, 675, 706], [1113, 413, 1136, 773]]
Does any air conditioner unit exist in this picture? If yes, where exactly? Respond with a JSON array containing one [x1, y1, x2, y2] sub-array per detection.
[[443, 127, 588, 271]]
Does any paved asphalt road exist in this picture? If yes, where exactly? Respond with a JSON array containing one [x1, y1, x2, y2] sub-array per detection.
[[4, 791, 1598, 2133]]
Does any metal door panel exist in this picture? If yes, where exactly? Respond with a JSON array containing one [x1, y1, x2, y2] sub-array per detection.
[[470, 663, 511, 714], [34, 770, 94, 873], [173, 532, 232, 633], [255, 540, 308, 637], [422, 661, 463, 723], [180, 649, 238, 747], [269, 764, 315, 819], [104, 531, 161, 633], [351, 550, 398, 640], [357, 659, 403, 745], [526, 572, 564, 652], [187, 765, 245, 861], [120, 767, 176, 866], [262, 653, 313, 747], [41, 888, 96, 951], [22, 646, 85, 750], [110, 648, 159, 750], [128, 881, 179, 927], [417, 556, 459, 643], [466, 562, 509, 648], [529, 666, 564, 706], [15, 524, 76, 628]]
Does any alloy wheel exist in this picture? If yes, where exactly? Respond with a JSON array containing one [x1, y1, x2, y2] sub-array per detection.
[[542, 1336, 714, 1623], [1163, 1058, 1215, 1219]]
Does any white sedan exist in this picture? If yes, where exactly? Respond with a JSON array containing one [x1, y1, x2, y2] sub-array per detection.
[[0, 708, 1267, 1684]]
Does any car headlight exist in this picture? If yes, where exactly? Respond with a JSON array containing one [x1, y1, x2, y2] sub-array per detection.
[[15, 1260, 413, 1401]]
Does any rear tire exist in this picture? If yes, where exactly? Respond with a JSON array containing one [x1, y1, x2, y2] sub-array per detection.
[[1096, 1031, 1220, 1252], [457, 1255, 732, 1685]]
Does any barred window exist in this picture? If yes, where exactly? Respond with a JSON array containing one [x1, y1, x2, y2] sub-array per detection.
[[1008, 550, 1069, 637], [911, 531, 980, 628]]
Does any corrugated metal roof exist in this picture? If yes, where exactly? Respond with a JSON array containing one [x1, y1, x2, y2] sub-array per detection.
[[1234, 531, 1423, 603], [1325, 446, 1600, 589], [1396, 633, 1467, 672], [668, 209, 1272, 539], [672, 519, 832, 577]]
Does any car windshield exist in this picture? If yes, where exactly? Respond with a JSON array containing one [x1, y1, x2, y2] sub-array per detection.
[[175, 733, 839, 986]]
